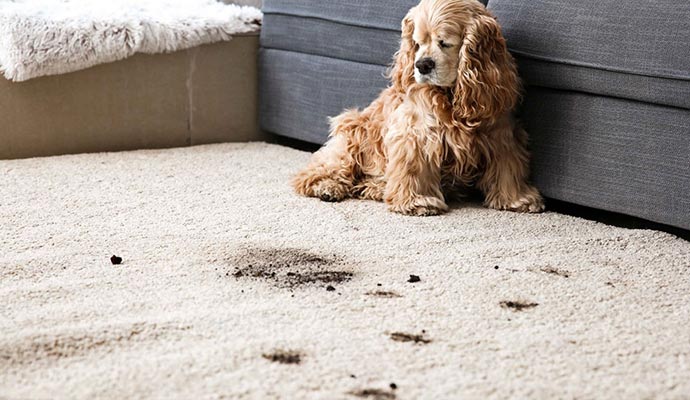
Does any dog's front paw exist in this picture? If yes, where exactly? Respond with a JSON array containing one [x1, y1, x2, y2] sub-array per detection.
[[388, 196, 449, 216], [486, 186, 545, 213], [292, 171, 350, 203], [312, 178, 350, 202]]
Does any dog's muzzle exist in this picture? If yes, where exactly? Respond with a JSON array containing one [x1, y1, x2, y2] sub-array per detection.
[[415, 58, 436, 75]]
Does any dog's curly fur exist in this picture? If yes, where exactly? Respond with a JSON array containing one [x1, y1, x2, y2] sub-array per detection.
[[292, 0, 544, 216]]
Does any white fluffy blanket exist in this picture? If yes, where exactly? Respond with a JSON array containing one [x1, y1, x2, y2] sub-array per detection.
[[0, 0, 262, 82]]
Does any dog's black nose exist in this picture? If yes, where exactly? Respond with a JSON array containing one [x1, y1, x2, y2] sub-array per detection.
[[415, 58, 436, 75]]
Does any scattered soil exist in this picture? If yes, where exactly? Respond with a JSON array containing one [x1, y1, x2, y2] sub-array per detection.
[[500, 300, 539, 311], [349, 388, 396, 399], [494, 265, 521, 273], [326, 285, 336, 291], [407, 275, 421, 283], [366, 291, 402, 298], [226, 247, 354, 289], [262, 349, 302, 365], [390, 332, 431, 344], [110, 255, 122, 265], [540, 267, 570, 278]]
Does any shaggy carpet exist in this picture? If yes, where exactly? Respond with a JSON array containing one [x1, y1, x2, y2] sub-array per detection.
[[1, 143, 689, 399], [0, 0, 262, 82]]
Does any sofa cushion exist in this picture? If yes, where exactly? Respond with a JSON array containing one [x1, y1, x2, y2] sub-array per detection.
[[489, 0, 690, 109], [262, 0, 488, 66], [261, 0, 417, 66], [263, 0, 420, 32], [261, 13, 401, 66]]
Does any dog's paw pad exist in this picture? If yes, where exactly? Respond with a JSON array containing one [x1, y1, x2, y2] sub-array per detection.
[[319, 192, 340, 202], [313, 180, 348, 203], [513, 195, 545, 213], [490, 192, 545, 213], [412, 206, 443, 216], [389, 196, 448, 216]]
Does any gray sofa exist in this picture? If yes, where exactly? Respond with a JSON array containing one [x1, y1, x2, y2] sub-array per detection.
[[259, 0, 690, 230]]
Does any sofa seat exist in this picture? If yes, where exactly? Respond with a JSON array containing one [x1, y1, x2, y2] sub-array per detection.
[[489, 0, 690, 109]]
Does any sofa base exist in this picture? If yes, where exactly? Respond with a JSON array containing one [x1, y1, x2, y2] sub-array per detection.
[[259, 48, 388, 144], [522, 87, 690, 230], [0, 35, 264, 160]]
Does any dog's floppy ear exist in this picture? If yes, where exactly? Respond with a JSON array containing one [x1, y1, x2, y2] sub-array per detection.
[[453, 13, 520, 127], [390, 9, 416, 92]]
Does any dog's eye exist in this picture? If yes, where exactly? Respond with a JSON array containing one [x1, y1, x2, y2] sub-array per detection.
[[439, 40, 452, 49]]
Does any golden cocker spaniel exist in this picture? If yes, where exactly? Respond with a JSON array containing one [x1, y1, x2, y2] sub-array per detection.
[[292, 0, 544, 216]]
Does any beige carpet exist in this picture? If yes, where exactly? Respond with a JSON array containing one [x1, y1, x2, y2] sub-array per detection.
[[1, 142, 689, 399]]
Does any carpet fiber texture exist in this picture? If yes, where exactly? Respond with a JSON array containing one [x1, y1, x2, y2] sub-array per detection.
[[1, 143, 689, 399], [0, 0, 262, 82]]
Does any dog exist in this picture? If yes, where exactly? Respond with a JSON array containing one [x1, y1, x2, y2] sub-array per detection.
[[292, 0, 544, 216]]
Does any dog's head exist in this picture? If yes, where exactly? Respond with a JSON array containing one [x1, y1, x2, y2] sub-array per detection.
[[391, 0, 520, 124]]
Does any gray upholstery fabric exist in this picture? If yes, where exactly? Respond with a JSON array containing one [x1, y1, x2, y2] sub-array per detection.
[[261, 0, 486, 66], [522, 88, 690, 230], [263, 0, 419, 31], [514, 56, 690, 110], [489, 0, 690, 81], [490, 0, 690, 110], [261, 14, 400, 66], [259, 49, 388, 144]]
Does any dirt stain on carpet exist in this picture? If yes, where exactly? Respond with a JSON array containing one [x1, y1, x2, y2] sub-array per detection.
[[365, 291, 402, 298], [349, 388, 397, 399], [539, 267, 570, 278], [500, 300, 539, 311], [262, 349, 303, 365], [389, 332, 431, 344], [224, 246, 354, 289]]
